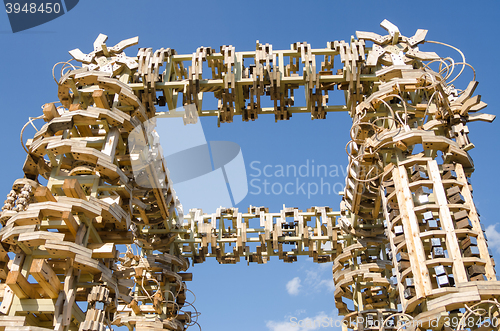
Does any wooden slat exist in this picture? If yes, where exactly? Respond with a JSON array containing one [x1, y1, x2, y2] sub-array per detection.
[[92, 89, 110, 109], [33, 186, 57, 203], [42, 103, 59, 121], [427, 160, 468, 283], [62, 211, 79, 237], [455, 163, 496, 280], [62, 178, 87, 201], [101, 127, 120, 162], [29, 259, 62, 299], [5, 271, 38, 299], [88, 242, 116, 259], [393, 166, 432, 299]]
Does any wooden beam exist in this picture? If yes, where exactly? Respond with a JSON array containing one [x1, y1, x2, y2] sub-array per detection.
[[88, 242, 116, 259], [427, 160, 468, 283], [29, 259, 62, 299], [62, 211, 79, 237], [455, 163, 496, 280], [62, 178, 87, 201], [0, 254, 24, 314], [5, 271, 38, 299], [393, 166, 432, 299], [33, 186, 57, 203], [101, 127, 120, 162], [92, 89, 110, 109], [43, 103, 59, 121]]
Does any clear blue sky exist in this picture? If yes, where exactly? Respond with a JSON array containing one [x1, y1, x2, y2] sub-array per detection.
[[1, 1, 500, 330]]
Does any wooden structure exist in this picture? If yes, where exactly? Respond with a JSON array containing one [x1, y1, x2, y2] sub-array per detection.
[[0, 20, 498, 330]]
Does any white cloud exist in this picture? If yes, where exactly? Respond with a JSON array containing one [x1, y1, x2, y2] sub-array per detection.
[[286, 277, 302, 296], [298, 312, 329, 330], [318, 279, 335, 292], [266, 320, 300, 331], [486, 224, 500, 252], [284, 261, 334, 298], [304, 268, 334, 293], [305, 270, 319, 283], [294, 309, 306, 316]]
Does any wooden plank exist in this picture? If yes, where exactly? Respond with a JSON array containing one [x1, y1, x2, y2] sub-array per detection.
[[5, 271, 38, 299], [77, 214, 102, 244], [468, 112, 496, 123], [455, 163, 496, 280], [61, 259, 75, 326], [0, 254, 24, 314], [62, 288, 75, 326], [92, 89, 110, 109], [42, 103, 59, 121], [426, 290, 481, 311], [62, 211, 79, 237], [44, 240, 93, 259], [29, 259, 62, 299], [9, 298, 57, 313], [178, 273, 192, 281], [62, 178, 87, 201], [55, 197, 101, 218], [69, 104, 94, 137], [427, 160, 468, 283], [0, 316, 26, 327], [5, 326, 51, 331], [33, 186, 57, 203], [7, 209, 42, 226], [97, 231, 133, 244], [88, 242, 116, 259], [127, 299, 141, 315], [101, 127, 120, 162], [393, 166, 432, 298], [17, 231, 65, 248]]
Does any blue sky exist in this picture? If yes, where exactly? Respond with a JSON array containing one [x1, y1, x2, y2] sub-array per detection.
[[1, 1, 500, 330]]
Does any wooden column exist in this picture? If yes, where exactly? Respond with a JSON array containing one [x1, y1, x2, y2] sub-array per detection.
[[427, 160, 468, 283], [455, 163, 496, 280], [393, 166, 432, 299]]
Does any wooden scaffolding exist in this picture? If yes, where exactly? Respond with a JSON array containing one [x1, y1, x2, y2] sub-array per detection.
[[0, 19, 498, 331]]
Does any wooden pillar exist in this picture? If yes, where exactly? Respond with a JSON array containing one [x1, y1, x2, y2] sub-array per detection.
[[393, 166, 433, 299], [455, 163, 496, 280], [427, 160, 468, 283]]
